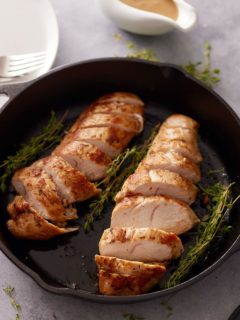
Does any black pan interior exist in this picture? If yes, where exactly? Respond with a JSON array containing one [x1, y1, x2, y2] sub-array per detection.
[[0, 59, 240, 303]]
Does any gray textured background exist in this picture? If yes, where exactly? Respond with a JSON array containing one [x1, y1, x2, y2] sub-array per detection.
[[1, 0, 240, 319]]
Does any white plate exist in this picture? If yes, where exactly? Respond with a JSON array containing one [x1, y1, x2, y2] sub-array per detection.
[[0, 0, 59, 84]]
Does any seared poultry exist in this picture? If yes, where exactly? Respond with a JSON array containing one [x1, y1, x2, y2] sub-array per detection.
[[7, 92, 144, 240], [7, 196, 78, 240], [139, 150, 201, 183], [35, 156, 99, 205], [99, 227, 183, 262], [54, 141, 112, 181], [95, 255, 166, 296], [115, 169, 198, 204], [111, 196, 199, 234], [96, 113, 202, 296]]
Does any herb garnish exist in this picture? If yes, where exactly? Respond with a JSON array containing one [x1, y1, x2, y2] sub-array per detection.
[[166, 182, 240, 288], [4, 286, 21, 320], [114, 33, 159, 62], [123, 313, 144, 320], [0, 111, 65, 193], [182, 42, 221, 87], [127, 45, 160, 62], [160, 301, 173, 319], [114, 34, 220, 87], [84, 124, 160, 232]]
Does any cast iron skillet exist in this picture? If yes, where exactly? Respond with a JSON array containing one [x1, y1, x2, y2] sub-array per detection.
[[0, 58, 240, 304]]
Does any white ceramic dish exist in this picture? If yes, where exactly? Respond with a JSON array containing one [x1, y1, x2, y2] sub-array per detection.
[[0, 0, 59, 84], [99, 0, 197, 36]]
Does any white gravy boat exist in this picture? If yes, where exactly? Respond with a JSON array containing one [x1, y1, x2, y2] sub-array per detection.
[[99, 0, 197, 35]]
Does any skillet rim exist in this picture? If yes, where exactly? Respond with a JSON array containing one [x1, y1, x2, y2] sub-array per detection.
[[0, 57, 240, 304]]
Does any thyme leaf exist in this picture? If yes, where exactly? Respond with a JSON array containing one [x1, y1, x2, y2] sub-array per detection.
[[127, 47, 160, 62], [161, 300, 173, 319], [3, 286, 21, 320], [114, 34, 220, 87], [182, 42, 221, 87], [166, 182, 240, 288], [84, 124, 160, 232], [0, 111, 65, 193], [123, 313, 144, 320]]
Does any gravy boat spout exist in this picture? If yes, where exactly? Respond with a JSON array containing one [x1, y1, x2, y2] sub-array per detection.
[[99, 0, 197, 36]]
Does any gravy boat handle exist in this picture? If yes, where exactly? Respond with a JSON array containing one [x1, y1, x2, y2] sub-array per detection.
[[174, 0, 198, 31]]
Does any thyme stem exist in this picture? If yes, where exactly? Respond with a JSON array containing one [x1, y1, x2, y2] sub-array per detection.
[[182, 42, 221, 87], [0, 111, 66, 193], [4, 286, 21, 320], [166, 183, 240, 288]]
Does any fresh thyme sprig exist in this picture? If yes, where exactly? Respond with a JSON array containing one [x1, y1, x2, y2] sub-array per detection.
[[84, 124, 160, 232], [166, 182, 240, 288], [114, 34, 220, 87], [4, 286, 21, 320], [123, 313, 145, 320], [182, 42, 221, 87], [114, 33, 160, 62], [0, 111, 65, 193]]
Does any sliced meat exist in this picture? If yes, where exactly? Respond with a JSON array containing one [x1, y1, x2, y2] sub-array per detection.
[[96, 255, 165, 296], [156, 126, 198, 145], [7, 197, 78, 240], [12, 165, 74, 223], [139, 150, 201, 183], [72, 127, 134, 158], [111, 196, 199, 234], [7, 195, 33, 219], [53, 141, 111, 181], [162, 114, 199, 130], [95, 255, 165, 276], [57, 92, 144, 140], [35, 156, 99, 205], [115, 169, 198, 204], [96, 92, 144, 108], [99, 227, 183, 262], [89, 102, 144, 116], [79, 113, 144, 134], [97, 270, 163, 296], [149, 139, 202, 163]]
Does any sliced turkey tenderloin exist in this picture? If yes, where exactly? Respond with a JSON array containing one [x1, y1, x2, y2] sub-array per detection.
[[139, 150, 201, 183], [79, 113, 144, 133], [99, 227, 183, 262], [12, 165, 74, 223], [7, 196, 78, 240], [35, 156, 99, 205], [111, 196, 199, 234], [115, 169, 198, 204], [53, 141, 111, 181]]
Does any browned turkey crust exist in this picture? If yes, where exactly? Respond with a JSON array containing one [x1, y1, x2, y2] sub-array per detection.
[[115, 169, 198, 204], [7, 196, 78, 240], [149, 139, 202, 164], [162, 114, 199, 130], [53, 141, 111, 181], [79, 113, 144, 133], [97, 267, 164, 296], [96, 92, 144, 108], [99, 227, 184, 262], [95, 255, 165, 276], [35, 156, 99, 204], [12, 165, 68, 223], [139, 150, 201, 183], [71, 127, 135, 158]]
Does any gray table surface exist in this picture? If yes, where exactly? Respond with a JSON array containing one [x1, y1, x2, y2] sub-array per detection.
[[1, 0, 240, 319]]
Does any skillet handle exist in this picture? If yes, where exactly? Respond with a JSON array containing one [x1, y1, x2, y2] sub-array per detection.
[[0, 82, 30, 112]]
